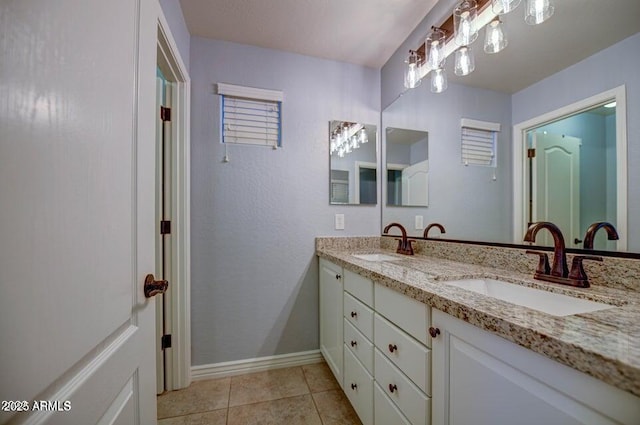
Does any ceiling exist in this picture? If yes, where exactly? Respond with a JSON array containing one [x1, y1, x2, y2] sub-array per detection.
[[180, 0, 640, 92], [180, 0, 440, 68]]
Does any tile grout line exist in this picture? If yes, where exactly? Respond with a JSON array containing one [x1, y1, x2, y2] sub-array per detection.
[[301, 366, 327, 425], [226, 375, 233, 425]]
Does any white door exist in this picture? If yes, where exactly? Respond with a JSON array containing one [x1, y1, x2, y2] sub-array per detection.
[[401, 160, 429, 206], [319, 259, 344, 387], [0, 1, 158, 424], [532, 133, 581, 246]]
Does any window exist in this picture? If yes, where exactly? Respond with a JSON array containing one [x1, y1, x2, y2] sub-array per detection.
[[217, 83, 283, 147], [460, 118, 500, 166]]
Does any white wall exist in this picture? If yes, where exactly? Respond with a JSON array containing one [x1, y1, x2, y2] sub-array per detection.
[[190, 37, 380, 365]]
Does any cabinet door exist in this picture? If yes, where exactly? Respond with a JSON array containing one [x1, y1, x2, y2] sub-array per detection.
[[319, 258, 344, 387], [432, 309, 640, 425]]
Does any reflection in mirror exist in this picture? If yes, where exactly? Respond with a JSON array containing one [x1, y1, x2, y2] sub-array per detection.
[[329, 121, 377, 205], [381, 0, 639, 252], [386, 128, 429, 207]]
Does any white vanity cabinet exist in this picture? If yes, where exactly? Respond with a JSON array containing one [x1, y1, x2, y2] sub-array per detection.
[[319, 258, 344, 387], [431, 309, 640, 425]]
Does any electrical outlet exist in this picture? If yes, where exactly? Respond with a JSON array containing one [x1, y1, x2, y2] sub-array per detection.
[[415, 215, 424, 230], [335, 214, 345, 230]]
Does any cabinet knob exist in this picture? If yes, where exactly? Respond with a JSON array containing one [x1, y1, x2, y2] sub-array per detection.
[[388, 383, 398, 393], [350, 340, 357, 347], [429, 327, 441, 338], [335, 274, 342, 280], [388, 343, 398, 353], [351, 383, 357, 390], [351, 311, 357, 318]]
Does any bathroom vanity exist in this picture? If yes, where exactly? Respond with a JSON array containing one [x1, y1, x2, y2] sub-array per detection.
[[317, 237, 640, 425]]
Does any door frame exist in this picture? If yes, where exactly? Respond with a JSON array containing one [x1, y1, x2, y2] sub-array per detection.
[[512, 85, 627, 250], [156, 10, 191, 391]]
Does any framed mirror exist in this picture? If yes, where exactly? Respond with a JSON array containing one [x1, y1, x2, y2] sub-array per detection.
[[329, 121, 378, 205], [381, 0, 639, 253]]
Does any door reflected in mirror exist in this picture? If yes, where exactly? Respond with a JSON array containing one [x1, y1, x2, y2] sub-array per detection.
[[329, 121, 378, 205], [386, 128, 429, 207]]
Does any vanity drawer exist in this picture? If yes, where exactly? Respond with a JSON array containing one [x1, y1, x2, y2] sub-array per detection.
[[344, 347, 374, 425], [344, 320, 374, 374], [374, 382, 411, 425], [344, 292, 374, 340], [375, 283, 430, 346], [375, 348, 430, 425], [344, 269, 374, 307], [374, 313, 431, 394]]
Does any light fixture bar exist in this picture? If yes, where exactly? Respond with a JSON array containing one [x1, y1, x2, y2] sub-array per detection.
[[417, 0, 498, 80]]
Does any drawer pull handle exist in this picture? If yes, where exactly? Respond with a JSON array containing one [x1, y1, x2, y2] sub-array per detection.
[[350, 340, 357, 347], [336, 274, 342, 280], [351, 311, 357, 318], [388, 343, 398, 353], [388, 384, 398, 393], [429, 327, 441, 338], [351, 383, 357, 390]]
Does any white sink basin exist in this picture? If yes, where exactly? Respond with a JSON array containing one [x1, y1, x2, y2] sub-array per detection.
[[444, 278, 615, 317], [353, 253, 400, 262]]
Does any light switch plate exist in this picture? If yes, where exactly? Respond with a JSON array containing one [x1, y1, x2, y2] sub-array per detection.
[[335, 214, 345, 230], [415, 215, 424, 230]]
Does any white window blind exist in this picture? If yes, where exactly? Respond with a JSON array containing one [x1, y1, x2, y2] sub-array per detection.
[[217, 83, 283, 147], [460, 118, 500, 167]]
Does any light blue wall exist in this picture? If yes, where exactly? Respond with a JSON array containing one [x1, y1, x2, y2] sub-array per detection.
[[513, 33, 640, 251], [190, 37, 380, 365], [159, 0, 190, 71]]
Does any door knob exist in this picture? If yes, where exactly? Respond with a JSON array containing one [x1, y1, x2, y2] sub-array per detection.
[[144, 274, 168, 298]]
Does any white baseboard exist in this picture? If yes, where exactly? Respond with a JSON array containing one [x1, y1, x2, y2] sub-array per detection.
[[191, 349, 324, 381]]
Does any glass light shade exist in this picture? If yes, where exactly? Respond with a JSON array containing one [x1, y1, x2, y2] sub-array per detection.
[[454, 1, 478, 46], [454, 47, 475, 76], [350, 135, 359, 150], [525, 0, 554, 25], [404, 50, 422, 89], [359, 127, 368, 144], [484, 19, 508, 54], [430, 68, 448, 93], [492, 0, 521, 14], [426, 28, 446, 69], [337, 147, 345, 158]]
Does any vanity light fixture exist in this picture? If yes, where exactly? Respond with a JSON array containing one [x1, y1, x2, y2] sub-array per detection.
[[431, 68, 448, 93], [454, 0, 479, 46], [492, 0, 521, 14], [404, 50, 422, 89], [455, 46, 475, 76], [525, 0, 554, 25], [604, 101, 616, 108], [331, 122, 367, 157], [426, 27, 447, 68], [484, 18, 508, 53]]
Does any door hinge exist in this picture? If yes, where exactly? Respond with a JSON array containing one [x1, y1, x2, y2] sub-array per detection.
[[160, 220, 171, 235], [161, 334, 172, 350], [160, 106, 171, 122], [527, 148, 536, 158]]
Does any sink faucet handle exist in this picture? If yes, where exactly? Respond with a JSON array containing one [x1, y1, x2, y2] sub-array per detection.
[[525, 250, 551, 275], [568, 255, 603, 287]]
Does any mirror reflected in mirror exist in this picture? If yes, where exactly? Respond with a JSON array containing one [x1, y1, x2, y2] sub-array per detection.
[[386, 128, 429, 207], [329, 121, 377, 205], [381, 0, 639, 253]]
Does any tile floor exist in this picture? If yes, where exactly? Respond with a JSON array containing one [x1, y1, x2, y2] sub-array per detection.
[[157, 362, 362, 424]]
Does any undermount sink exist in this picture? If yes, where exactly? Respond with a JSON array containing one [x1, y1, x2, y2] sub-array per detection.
[[352, 253, 400, 262], [443, 278, 615, 317]]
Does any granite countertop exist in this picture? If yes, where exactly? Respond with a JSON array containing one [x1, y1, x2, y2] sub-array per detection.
[[316, 246, 640, 398]]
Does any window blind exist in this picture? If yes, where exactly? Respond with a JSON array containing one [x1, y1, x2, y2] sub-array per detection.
[[460, 118, 500, 167], [217, 83, 283, 147]]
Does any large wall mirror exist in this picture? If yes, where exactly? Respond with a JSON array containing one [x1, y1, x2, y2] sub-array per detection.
[[386, 128, 429, 207], [381, 0, 640, 253], [329, 121, 378, 205]]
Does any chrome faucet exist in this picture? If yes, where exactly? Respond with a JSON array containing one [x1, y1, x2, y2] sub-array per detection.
[[583, 221, 619, 249], [524, 221, 601, 288], [423, 223, 446, 239], [383, 222, 415, 255]]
